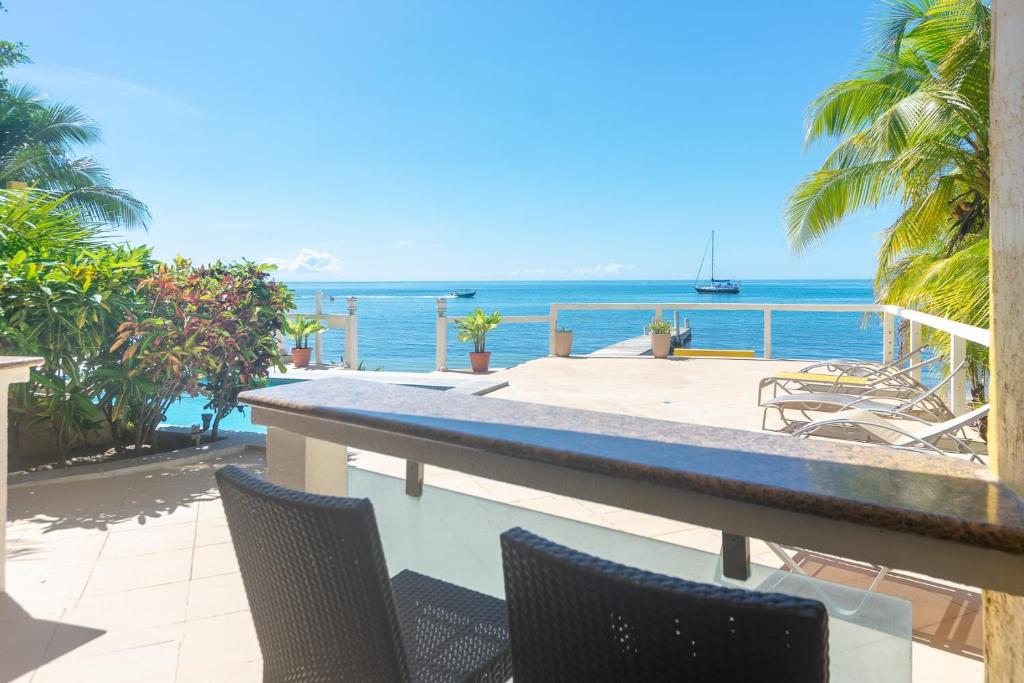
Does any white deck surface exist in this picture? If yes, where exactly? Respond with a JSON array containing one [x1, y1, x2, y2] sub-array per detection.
[[2, 357, 982, 681]]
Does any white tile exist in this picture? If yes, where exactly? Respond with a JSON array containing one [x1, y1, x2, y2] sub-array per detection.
[[33, 640, 179, 683], [186, 574, 249, 621], [65, 581, 189, 630], [190, 543, 239, 579], [83, 548, 192, 596]]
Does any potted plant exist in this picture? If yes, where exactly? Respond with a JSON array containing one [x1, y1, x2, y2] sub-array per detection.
[[554, 326, 574, 357], [285, 315, 324, 368], [649, 319, 672, 359], [456, 308, 501, 373]]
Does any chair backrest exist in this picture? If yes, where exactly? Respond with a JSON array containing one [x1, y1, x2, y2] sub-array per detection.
[[920, 403, 990, 442], [501, 527, 829, 683], [215, 465, 411, 683]]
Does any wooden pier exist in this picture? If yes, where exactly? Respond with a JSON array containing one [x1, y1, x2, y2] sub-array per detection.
[[588, 324, 692, 358]]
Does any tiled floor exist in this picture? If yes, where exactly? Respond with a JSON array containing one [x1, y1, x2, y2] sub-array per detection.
[[1, 357, 985, 681]]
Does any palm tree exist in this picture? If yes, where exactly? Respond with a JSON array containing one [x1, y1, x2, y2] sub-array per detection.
[[785, 0, 990, 330], [0, 85, 150, 229]]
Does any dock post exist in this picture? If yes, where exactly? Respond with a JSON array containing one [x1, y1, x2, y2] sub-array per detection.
[[763, 309, 772, 360], [314, 291, 324, 367], [673, 311, 680, 334], [345, 297, 358, 369], [436, 298, 448, 371]]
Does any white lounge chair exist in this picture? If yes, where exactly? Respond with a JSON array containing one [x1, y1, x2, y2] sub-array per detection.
[[757, 356, 942, 404], [764, 402, 987, 618], [760, 361, 966, 430], [789, 404, 988, 463]]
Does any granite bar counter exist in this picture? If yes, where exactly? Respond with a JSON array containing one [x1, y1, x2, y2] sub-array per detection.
[[240, 376, 1024, 595]]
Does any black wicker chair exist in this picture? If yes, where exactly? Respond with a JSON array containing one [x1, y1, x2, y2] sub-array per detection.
[[215, 464, 512, 683], [500, 527, 829, 683]]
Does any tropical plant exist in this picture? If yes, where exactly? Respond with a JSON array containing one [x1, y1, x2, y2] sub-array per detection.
[[0, 86, 151, 229], [285, 316, 323, 350], [112, 258, 293, 441], [456, 308, 501, 353], [785, 0, 991, 398], [0, 190, 154, 461], [649, 320, 672, 335]]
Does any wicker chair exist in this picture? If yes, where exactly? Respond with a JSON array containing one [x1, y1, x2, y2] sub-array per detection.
[[500, 527, 829, 682], [215, 465, 512, 683]]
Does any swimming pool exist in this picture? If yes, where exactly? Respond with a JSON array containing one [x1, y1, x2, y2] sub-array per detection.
[[160, 377, 305, 434]]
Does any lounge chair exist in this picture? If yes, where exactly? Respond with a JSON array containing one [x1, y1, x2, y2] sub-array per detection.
[[764, 403, 988, 618], [500, 527, 829, 682], [760, 361, 966, 430], [796, 344, 927, 376], [788, 404, 988, 463], [758, 355, 942, 404]]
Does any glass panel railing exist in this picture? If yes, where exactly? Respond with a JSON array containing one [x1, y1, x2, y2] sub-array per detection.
[[350, 467, 912, 683]]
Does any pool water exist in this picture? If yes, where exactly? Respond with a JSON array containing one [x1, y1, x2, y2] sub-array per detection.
[[160, 378, 305, 434]]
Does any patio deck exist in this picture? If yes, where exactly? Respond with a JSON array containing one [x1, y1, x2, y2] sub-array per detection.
[[2, 357, 983, 681]]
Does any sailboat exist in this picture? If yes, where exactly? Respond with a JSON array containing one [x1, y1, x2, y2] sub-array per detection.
[[694, 231, 740, 294]]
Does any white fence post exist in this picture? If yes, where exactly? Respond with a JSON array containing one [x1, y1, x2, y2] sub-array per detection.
[[345, 297, 358, 369], [314, 291, 324, 367], [673, 311, 681, 335], [909, 321, 923, 382], [950, 334, 967, 415], [548, 305, 558, 356], [1, 357, 41, 591], [763, 309, 772, 360], [436, 298, 448, 371], [882, 311, 896, 364]]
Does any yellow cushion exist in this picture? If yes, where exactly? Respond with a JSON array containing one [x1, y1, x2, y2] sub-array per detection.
[[774, 371, 869, 386], [673, 348, 757, 358]]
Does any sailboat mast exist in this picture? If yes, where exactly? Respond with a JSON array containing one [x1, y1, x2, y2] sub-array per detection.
[[710, 230, 715, 281]]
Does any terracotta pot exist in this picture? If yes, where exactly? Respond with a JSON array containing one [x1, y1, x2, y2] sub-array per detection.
[[650, 333, 671, 359], [469, 351, 491, 373], [554, 331, 574, 357], [291, 347, 312, 368]]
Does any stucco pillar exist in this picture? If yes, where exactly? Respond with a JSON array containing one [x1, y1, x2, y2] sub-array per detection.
[[0, 358, 42, 593], [984, 1, 1024, 679]]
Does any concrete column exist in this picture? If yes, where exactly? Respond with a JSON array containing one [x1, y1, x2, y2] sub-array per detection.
[[265, 427, 348, 496], [909, 321, 923, 382], [314, 291, 324, 367], [882, 311, 895, 364], [435, 297, 448, 371], [985, 1, 1024, 679], [548, 305, 558, 356], [763, 309, 772, 360], [949, 335, 967, 415], [1, 359, 41, 593], [344, 297, 358, 370]]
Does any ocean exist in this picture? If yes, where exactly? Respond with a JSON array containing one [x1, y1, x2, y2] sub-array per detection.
[[287, 280, 882, 373]]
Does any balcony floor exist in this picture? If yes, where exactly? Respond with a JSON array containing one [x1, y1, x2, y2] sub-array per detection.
[[3, 357, 983, 682]]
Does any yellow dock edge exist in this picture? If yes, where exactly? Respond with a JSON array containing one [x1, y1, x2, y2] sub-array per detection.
[[673, 348, 757, 359]]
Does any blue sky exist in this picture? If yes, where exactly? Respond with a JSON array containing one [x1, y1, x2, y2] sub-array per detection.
[[5, 1, 895, 281]]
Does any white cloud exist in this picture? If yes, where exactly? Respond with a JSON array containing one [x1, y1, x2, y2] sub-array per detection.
[[265, 248, 342, 273], [395, 239, 414, 248]]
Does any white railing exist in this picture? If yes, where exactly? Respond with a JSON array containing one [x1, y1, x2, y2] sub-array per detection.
[[434, 297, 550, 371], [285, 294, 359, 369], [540, 302, 987, 415]]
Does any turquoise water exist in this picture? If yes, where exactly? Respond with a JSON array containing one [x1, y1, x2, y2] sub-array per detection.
[[290, 280, 882, 372], [165, 280, 882, 433], [162, 378, 304, 434]]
